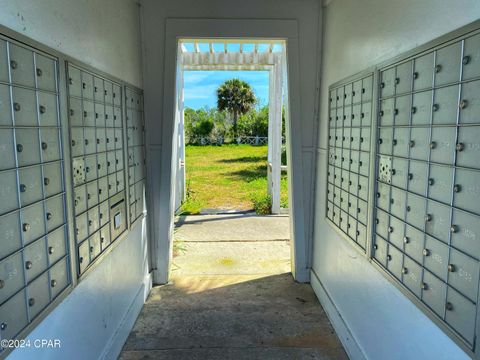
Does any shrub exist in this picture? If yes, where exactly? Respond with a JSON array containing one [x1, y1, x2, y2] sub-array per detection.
[[252, 193, 272, 215]]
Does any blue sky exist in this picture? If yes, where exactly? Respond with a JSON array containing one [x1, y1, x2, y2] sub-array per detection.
[[183, 70, 269, 110]]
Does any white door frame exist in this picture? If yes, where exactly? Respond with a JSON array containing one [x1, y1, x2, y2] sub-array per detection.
[[152, 18, 308, 283]]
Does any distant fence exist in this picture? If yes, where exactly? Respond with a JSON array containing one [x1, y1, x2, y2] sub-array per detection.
[[187, 136, 285, 146]]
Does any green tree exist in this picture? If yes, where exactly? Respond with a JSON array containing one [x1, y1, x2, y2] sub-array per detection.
[[184, 107, 214, 143], [216, 78, 256, 140]]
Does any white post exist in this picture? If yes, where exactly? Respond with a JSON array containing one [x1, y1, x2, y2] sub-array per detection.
[[270, 60, 283, 214]]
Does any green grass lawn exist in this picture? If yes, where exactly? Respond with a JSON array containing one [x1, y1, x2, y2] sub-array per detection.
[[180, 145, 288, 214]]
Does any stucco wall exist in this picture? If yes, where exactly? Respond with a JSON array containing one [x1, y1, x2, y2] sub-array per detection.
[[313, 0, 480, 359]]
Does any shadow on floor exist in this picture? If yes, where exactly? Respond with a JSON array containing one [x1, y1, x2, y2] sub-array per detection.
[[120, 273, 347, 360]]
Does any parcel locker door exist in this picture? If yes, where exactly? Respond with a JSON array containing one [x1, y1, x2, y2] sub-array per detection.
[[0, 170, 19, 215], [432, 85, 459, 125], [459, 80, 480, 124], [0, 211, 22, 259], [40, 128, 61, 162], [37, 91, 58, 127], [434, 41, 462, 86], [21, 202, 46, 245], [413, 52, 434, 91], [24, 237, 48, 283], [11, 87, 37, 126], [9, 43, 35, 87], [456, 125, 480, 169], [49, 258, 69, 299], [45, 194, 65, 232], [16, 128, 41, 166], [451, 209, 480, 260], [0, 128, 15, 170], [411, 90, 433, 126], [18, 165, 43, 207], [462, 34, 480, 80], [35, 53, 57, 93], [47, 226, 67, 266]]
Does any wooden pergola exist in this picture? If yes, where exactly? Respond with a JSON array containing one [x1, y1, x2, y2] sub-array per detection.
[[175, 40, 286, 214]]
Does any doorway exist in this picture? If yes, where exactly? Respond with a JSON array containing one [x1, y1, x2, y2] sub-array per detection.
[[171, 39, 290, 277], [152, 18, 310, 284]]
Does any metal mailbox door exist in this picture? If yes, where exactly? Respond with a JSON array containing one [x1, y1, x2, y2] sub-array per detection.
[[448, 249, 479, 302], [430, 126, 456, 165], [451, 209, 480, 259], [413, 52, 434, 91], [18, 165, 43, 206], [68, 66, 82, 98], [459, 80, 480, 124], [422, 270, 447, 317], [35, 54, 57, 93], [456, 125, 480, 169], [425, 201, 451, 243], [21, 202, 46, 245], [11, 87, 37, 126], [432, 85, 459, 125], [49, 258, 69, 299], [45, 194, 64, 232], [394, 95, 411, 126], [462, 34, 480, 80], [15, 128, 41, 166], [428, 164, 454, 205], [404, 224, 424, 264], [40, 128, 61, 162], [83, 100, 95, 127], [411, 90, 433, 125], [434, 42, 462, 86], [47, 226, 67, 265], [395, 61, 413, 95], [9, 44, 35, 87], [37, 92, 58, 127], [24, 237, 48, 282], [423, 235, 449, 281], [0, 211, 22, 259]]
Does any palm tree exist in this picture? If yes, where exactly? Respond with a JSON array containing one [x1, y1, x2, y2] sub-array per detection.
[[216, 78, 256, 141]]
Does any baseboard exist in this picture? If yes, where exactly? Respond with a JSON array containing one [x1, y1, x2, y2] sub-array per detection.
[[310, 269, 366, 360], [101, 273, 152, 360]]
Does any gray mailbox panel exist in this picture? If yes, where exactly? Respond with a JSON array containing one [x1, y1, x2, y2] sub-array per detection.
[[326, 73, 373, 252], [372, 28, 480, 352], [0, 37, 70, 344], [67, 63, 127, 277]]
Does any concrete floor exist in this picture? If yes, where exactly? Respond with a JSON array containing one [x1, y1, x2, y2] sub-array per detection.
[[119, 214, 347, 360]]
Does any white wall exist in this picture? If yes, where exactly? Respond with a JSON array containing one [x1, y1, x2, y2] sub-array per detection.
[[141, 0, 321, 283], [313, 0, 480, 359], [0, 0, 143, 88], [0, 1, 149, 359]]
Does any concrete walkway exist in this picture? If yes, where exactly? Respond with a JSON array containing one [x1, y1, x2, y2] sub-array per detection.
[[119, 214, 347, 360]]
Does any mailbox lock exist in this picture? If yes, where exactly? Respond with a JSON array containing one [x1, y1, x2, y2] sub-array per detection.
[[347, 223, 351, 229], [39, 105, 46, 114], [48, 246, 54, 255], [373, 244, 378, 250], [20, 184, 26, 193], [429, 141, 437, 149], [428, 178, 434, 186], [101, 237, 105, 243], [387, 255, 392, 261], [402, 267, 408, 274], [450, 225, 458, 233], [390, 198, 394, 204], [90, 246, 94, 253], [25, 261, 33, 269], [79, 256, 84, 263], [71, 140, 76, 146], [16, 144, 23, 152], [86, 167, 90, 173], [388, 226, 393, 233], [51, 280, 57, 288], [394, 108, 399, 115], [379, 110, 384, 117], [10, 60, 18, 69], [28, 298, 35, 307], [23, 223, 30, 232], [97, 138, 100, 144], [422, 248, 430, 257], [358, 185, 361, 190], [453, 184, 461, 193], [408, 173, 413, 180], [85, 139, 89, 145], [446, 302, 453, 311], [421, 283, 428, 290], [70, 109, 75, 116], [0, 279, 4, 289], [409, 140, 415, 148], [406, 206, 411, 212], [378, 138, 383, 144], [395, 77, 400, 85], [82, 82, 86, 89], [448, 264, 456, 273], [41, 142, 48, 150], [380, 82, 385, 89], [46, 212, 53, 221], [459, 100, 468, 109], [44, 177, 50, 186], [0, 322, 6, 330], [403, 236, 409, 244], [435, 64, 442, 73], [432, 104, 439, 112], [462, 55, 471, 65], [13, 102, 21, 112], [392, 139, 397, 146], [356, 230, 360, 236], [376, 192, 380, 198], [413, 72, 419, 79], [88, 220, 93, 226], [425, 214, 432, 222], [36, 68, 43, 76], [390, 169, 396, 175], [361, 112, 365, 118], [455, 143, 464, 152], [411, 107, 417, 114]]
